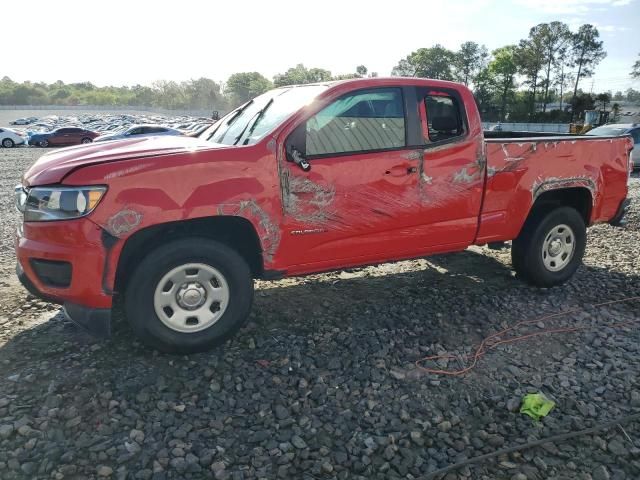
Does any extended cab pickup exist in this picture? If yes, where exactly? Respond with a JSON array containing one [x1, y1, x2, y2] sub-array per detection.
[[15, 78, 633, 353]]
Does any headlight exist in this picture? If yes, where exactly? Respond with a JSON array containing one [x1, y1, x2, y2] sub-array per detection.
[[14, 185, 28, 212], [17, 185, 107, 221]]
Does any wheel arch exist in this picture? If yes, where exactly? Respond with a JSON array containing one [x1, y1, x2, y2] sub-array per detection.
[[520, 185, 593, 237], [114, 215, 264, 292]]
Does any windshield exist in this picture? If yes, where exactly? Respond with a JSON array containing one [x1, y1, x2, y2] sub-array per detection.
[[586, 126, 629, 137], [202, 84, 328, 146]]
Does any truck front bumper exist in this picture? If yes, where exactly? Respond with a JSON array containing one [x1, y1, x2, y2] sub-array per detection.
[[609, 198, 630, 227], [15, 218, 113, 338]]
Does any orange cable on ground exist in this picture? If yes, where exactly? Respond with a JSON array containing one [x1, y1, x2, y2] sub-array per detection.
[[415, 296, 640, 376]]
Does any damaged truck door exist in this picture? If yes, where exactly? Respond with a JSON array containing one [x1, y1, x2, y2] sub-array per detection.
[[280, 87, 426, 269], [415, 87, 484, 248]]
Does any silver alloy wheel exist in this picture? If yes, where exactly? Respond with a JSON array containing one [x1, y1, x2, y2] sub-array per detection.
[[40, 140, 48, 147], [542, 223, 575, 272], [2, 139, 13, 148], [81, 138, 91, 144], [153, 263, 230, 333]]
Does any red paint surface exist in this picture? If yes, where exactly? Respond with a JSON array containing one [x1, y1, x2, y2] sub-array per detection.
[[17, 78, 631, 311]]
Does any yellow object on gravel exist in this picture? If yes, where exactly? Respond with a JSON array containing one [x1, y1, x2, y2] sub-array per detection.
[[520, 393, 556, 420]]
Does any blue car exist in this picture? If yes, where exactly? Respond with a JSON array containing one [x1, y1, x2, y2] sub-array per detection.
[[94, 125, 183, 142]]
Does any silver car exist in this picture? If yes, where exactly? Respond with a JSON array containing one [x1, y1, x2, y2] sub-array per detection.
[[94, 125, 183, 142], [586, 123, 640, 170]]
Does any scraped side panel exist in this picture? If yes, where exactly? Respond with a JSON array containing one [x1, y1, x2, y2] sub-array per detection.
[[476, 137, 629, 243]]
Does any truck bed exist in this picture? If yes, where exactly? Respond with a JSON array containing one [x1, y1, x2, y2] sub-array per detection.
[[475, 134, 632, 244]]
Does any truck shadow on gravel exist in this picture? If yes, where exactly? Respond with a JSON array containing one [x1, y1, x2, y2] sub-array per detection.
[[1, 248, 638, 368]]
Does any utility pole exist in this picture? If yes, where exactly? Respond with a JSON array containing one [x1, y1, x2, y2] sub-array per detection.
[[559, 64, 565, 115]]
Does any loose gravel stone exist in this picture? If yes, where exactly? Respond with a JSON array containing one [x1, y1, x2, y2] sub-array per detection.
[[97, 465, 113, 477]]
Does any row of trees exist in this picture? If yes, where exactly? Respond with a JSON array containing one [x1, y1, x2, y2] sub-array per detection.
[[391, 23, 613, 121], [1, 21, 639, 121], [0, 64, 376, 112], [0, 77, 227, 111]]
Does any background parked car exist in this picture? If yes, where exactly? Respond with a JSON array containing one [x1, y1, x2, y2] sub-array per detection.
[[0, 127, 26, 148], [586, 123, 640, 170], [29, 127, 99, 147], [94, 125, 183, 142], [10, 117, 36, 125]]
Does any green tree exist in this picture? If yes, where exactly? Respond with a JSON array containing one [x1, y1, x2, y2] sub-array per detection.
[[184, 78, 226, 110], [273, 64, 332, 87], [225, 72, 272, 106], [392, 45, 456, 80], [152, 80, 187, 109], [595, 92, 610, 110], [391, 57, 415, 76], [611, 102, 621, 121], [539, 21, 572, 112], [571, 92, 595, 119], [472, 67, 494, 114], [454, 41, 488, 86], [626, 88, 640, 102], [570, 25, 606, 114], [632, 53, 640, 79], [515, 25, 546, 118], [489, 46, 518, 121]]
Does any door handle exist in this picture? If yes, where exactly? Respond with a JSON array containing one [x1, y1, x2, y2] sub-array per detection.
[[385, 165, 417, 176]]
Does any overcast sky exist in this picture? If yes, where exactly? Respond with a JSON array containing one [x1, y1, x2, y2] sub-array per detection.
[[3, 0, 639, 93]]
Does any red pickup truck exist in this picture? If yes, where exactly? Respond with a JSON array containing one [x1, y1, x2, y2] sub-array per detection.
[[15, 78, 633, 353]]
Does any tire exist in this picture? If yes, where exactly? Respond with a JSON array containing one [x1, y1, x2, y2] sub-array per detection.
[[2, 138, 14, 148], [81, 137, 92, 144], [511, 206, 586, 287], [124, 238, 254, 353], [39, 140, 49, 147]]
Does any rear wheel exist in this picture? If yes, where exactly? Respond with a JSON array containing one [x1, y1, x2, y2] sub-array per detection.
[[124, 238, 254, 353], [511, 206, 586, 287], [2, 138, 14, 148]]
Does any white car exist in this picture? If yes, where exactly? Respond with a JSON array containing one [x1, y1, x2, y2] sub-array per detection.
[[0, 128, 26, 148], [94, 125, 183, 142]]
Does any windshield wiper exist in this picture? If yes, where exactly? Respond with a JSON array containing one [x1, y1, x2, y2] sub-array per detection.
[[207, 100, 254, 142], [234, 98, 274, 146]]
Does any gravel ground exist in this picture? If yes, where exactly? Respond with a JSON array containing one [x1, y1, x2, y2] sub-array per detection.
[[1, 147, 640, 480]]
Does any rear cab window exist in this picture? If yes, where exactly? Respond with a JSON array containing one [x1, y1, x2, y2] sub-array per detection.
[[418, 88, 468, 146]]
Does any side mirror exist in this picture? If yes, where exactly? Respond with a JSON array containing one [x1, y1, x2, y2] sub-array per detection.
[[285, 123, 311, 172], [290, 147, 311, 172]]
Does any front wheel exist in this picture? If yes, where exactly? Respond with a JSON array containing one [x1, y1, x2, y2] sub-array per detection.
[[511, 206, 586, 287], [2, 138, 14, 148], [39, 140, 49, 147], [124, 238, 254, 353], [81, 137, 92, 144]]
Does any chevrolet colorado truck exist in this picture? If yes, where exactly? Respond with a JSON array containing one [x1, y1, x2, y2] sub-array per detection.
[[14, 78, 633, 353]]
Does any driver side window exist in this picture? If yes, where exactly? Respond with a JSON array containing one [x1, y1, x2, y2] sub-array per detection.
[[305, 88, 406, 157]]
